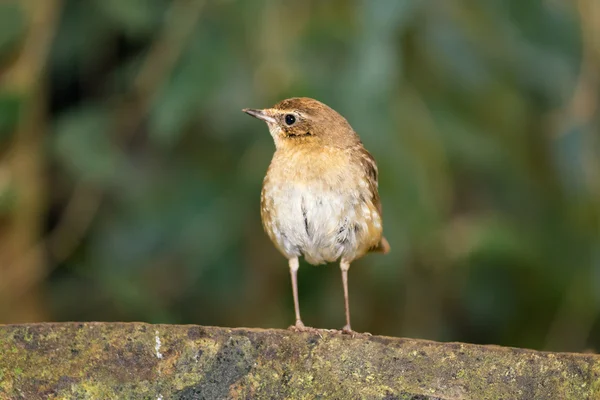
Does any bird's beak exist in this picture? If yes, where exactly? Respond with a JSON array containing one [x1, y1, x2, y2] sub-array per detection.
[[242, 108, 276, 124]]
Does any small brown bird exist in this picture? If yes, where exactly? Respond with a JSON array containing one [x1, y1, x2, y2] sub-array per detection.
[[243, 97, 389, 333]]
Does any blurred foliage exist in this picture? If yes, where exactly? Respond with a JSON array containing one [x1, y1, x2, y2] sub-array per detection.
[[0, 2, 25, 61], [0, 92, 22, 145], [1, 0, 599, 352]]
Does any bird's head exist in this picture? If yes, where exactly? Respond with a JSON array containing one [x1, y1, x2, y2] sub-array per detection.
[[243, 97, 360, 150]]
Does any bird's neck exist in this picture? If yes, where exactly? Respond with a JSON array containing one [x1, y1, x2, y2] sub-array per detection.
[[268, 145, 351, 184]]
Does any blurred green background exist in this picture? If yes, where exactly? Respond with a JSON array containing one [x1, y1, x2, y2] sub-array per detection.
[[1, 0, 599, 353]]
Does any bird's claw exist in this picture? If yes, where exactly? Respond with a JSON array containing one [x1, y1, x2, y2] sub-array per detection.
[[288, 321, 318, 333], [289, 322, 373, 338], [340, 325, 372, 337]]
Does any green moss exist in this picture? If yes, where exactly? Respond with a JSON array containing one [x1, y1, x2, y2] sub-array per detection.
[[22, 329, 32, 342]]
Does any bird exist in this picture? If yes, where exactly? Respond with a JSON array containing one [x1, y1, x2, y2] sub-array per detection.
[[242, 97, 389, 334]]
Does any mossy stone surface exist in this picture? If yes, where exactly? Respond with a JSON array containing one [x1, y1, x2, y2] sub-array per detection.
[[0, 323, 598, 399]]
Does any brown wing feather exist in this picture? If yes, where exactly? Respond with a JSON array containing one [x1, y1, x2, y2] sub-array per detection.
[[355, 146, 390, 254]]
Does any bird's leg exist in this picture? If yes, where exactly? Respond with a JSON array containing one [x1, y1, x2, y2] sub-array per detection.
[[340, 259, 353, 334], [288, 257, 305, 330]]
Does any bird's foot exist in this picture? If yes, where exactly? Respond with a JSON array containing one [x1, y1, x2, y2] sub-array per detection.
[[288, 320, 319, 333], [341, 324, 372, 337], [341, 324, 355, 336]]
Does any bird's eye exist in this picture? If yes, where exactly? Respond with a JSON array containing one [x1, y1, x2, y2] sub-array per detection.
[[284, 114, 296, 125]]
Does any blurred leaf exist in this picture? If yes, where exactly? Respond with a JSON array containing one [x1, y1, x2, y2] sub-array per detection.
[[551, 127, 586, 196], [148, 27, 230, 146], [467, 216, 536, 263], [0, 177, 16, 216], [0, 2, 25, 61], [148, 74, 198, 147], [95, 0, 165, 38], [49, 1, 112, 73], [0, 91, 22, 145], [53, 105, 120, 184]]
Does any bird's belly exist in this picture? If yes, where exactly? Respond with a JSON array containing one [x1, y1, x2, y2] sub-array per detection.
[[263, 184, 380, 264]]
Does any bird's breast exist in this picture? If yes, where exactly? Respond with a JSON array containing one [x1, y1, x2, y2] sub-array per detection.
[[261, 147, 382, 264]]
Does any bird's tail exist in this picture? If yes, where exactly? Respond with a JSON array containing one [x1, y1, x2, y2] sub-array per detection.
[[371, 237, 390, 254]]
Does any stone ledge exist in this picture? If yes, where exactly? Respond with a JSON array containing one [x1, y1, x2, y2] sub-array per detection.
[[0, 322, 598, 399]]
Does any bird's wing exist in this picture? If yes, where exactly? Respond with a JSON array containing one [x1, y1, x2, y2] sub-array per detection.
[[355, 146, 382, 215], [355, 145, 390, 254]]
